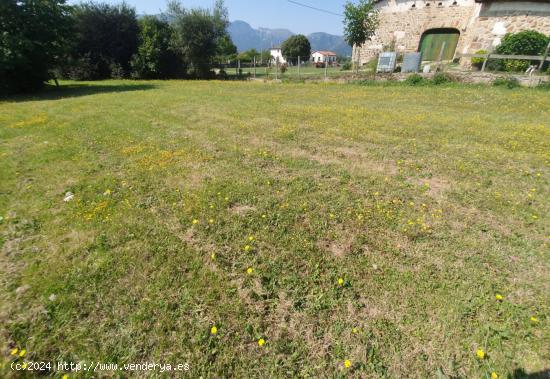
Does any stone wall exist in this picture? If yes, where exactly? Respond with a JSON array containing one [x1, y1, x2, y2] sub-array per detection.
[[355, 0, 550, 65]]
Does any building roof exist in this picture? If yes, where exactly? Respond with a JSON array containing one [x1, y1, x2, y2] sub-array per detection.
[[312, 50, 337, 56]]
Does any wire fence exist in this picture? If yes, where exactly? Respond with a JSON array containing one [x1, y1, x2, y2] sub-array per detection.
[[213, 56, 374, 80]]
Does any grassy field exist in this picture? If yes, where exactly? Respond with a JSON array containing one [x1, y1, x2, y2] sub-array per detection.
[[0, 80, 548, 378]]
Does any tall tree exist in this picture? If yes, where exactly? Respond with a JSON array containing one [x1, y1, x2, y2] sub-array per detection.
[[66, 2, 139, 79], [343, 0, 378, 70], [0, 0, 72, 94], [281, 35, 311, 64], [168, 0, 229, 78], [131, 16, 184, 79]]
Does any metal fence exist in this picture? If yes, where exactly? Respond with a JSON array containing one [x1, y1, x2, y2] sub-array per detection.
[[214, 56, 374, 80]]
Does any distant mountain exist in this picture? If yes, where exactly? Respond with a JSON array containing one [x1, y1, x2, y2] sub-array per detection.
[[228, 20, 352, 57], [308, 32, 352, 57]]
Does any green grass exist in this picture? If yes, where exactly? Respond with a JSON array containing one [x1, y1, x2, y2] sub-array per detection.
[[1, 80, 548, 378]]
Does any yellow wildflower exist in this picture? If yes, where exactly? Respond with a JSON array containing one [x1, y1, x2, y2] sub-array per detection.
[[244, 245, 251, 252], [491, 372, 498, 379], [21, 362, 27, 369], [476, 349, 485, 360], [495, 294, 503, 301], [211, 326, 218, 335], [258, 338, 265, 347], [10, 348, 18, 356], [103, 189, 111, 195], [530, 316, 539, 323], [209, 218, 214, 224], [344, 359, 351, 368], [338, 278, 344, 286], [352, 327, 358, 334], [192, 219, 199, 225], [247, 267, 254, 275], [19, 349, 26, 357], [62, 375, 69, 379], [211, 253, 216, 260], [248, 236, 254, 241]]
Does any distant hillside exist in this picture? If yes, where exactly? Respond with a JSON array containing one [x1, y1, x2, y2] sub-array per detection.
[[228, 20, 352, 56]]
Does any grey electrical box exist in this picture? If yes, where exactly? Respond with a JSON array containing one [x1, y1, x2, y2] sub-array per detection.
[[402, 52, 422, 73], [376, 52, 397, 73]]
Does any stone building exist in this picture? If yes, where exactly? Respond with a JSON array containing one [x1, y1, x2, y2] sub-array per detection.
[[354, 0, 550, 64]]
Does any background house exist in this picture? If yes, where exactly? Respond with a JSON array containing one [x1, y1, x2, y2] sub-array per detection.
[[270, 47, 287, 64], [311, 50, 338, 63]]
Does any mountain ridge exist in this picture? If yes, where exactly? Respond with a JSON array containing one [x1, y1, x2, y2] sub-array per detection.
[[228, 20, 352, 56]]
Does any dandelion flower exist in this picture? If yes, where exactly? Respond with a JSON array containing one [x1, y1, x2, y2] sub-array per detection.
[[62, 375, 69, 379], [338, 278, 344, 286], [344, 359, 351, 368], [247, 267, 254, 275], [211, 253, 216, 260], [476, 349, 485, 360], [211, 326, 218, 335], [192, 219, 199, 225], [261, 214, 266, 219], [495, 294, 503, 301], [352, 327, 358, 334], [209, 218, 214, 224], [19, 349, 26, 357], [248, 236, 254, 241], [244, 245, 251, 252], [258, 338, 265, 347], [10, 348, 18, 356], [530, 316, 539, 323], [21, 362, 27, 369], [491, 372, 498, 379]]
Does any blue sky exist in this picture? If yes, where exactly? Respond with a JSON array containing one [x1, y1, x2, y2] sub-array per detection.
[[67, 0, 348, 35]]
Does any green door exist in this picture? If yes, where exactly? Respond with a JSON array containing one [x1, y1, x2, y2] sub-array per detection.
[[419, 29, 460, 61]]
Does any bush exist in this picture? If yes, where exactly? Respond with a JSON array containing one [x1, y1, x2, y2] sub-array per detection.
[[405, 73, 424, 86], [493, 76, 520, 89], [496, 30, 549, 72], [341, 61, 352, 71], [471, 50, 487, 69], [432, 73, 454, 85], [64, 2, 140, 80]]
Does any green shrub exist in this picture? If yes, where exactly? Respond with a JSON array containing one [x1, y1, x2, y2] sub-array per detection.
[[493, 76, 520, 89], [405, 73, 424, 86], [495, 30, 549, 72], [471, 50, 487, 69], [536, 81, 550, 90], [341, 61, 352, 71], [432, 73, 454, 85]]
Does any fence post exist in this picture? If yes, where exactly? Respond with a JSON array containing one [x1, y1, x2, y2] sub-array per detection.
[[481, 53, 491, 72], [324, 57, 328, 80], [276, 58, 279, 80], [298, 56, 301, 80], [437, 42, 447, 71], [253, 56, 256, 79], [539, 41, 550, 71]]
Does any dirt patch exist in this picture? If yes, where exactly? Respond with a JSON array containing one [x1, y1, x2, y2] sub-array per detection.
[[418, 177, 450, 197], [229, 204, 257, 215]]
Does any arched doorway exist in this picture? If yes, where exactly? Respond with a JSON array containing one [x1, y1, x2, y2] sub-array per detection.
[[419, 28, 460, 61]]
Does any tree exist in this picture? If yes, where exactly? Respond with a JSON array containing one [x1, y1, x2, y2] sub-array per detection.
[[216, 34, 238, 63], [343, 0, 379, 69], [281, 35, 311, 64], [0, 0, 72, 94], [168, 0, 229, 78], [237, 49, 259, 63], [131, 16, 184, 79], [65, 2, 139, 79]]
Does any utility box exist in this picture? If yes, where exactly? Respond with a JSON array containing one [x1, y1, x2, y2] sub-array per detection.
[[402, 52, 422, 73], [376, 52, 397, 73]]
